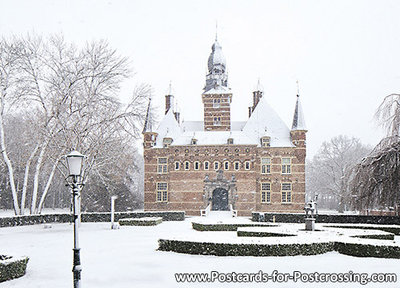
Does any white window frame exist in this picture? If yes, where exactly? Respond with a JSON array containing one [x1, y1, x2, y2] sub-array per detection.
[[157, 157, 168, 174], [224, 161, 229, 170], [281, 158, 291, 175], [156, 182, 168, 202], [194, 161, 200, 170], [234, 161, 240, 171], [261, 182, 271, 203], [281, 183, 292, 203], [184, 161, 190, 171], [261, 157, 271, 174]]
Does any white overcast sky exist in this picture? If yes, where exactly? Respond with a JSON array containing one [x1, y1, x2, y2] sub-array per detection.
[[2, 0, 400, 158]]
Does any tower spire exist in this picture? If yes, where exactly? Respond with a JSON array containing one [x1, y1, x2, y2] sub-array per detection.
[[143, 96, 153, 133], [291, 92, 307, 131]]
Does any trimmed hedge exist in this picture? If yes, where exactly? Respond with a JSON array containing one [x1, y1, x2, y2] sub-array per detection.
[[0, 256, 29, 282], [335, 242, 400, 258], [119, 217, 162, 226], [192, 222, 277, 232], [158, 239, 334, 257], [252, 212, 400, 225], [0, 211, 184, 228], [324, 225, 400, 235], [350, 234, 395, 241], [237, 230, 296, 237], [158, 238, 400, 259]]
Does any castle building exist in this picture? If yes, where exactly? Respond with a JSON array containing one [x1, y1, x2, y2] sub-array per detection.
[[143, 37, 307, 216]]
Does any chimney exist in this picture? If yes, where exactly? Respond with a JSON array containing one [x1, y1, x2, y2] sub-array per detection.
[[252, 90, 263, 110], [174, 111, 180, 123], [165, 95, 174, 114]]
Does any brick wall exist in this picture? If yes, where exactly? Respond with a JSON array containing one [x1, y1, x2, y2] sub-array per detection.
[[144, 141, 306, 216]]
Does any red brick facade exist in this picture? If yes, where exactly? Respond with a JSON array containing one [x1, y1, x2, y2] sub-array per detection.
[[143, 132, 306, 216]]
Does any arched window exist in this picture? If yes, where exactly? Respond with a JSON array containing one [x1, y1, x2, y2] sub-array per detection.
[[224, 161, 229, 170], [184, 161, 190, 170]]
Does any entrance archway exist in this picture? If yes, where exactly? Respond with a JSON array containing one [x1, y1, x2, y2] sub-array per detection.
[[211, 188, 229, 211]]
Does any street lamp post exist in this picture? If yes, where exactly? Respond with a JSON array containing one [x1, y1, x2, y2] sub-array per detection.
[[66, 151, 85, 288]]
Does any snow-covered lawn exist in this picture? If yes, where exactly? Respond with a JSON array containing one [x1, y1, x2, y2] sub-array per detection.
[[0, 217, 399, 288]]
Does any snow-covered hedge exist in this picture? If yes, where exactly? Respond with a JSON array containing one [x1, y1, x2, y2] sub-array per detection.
[[119, 217, 162, 226], [335, 242, 400, 258], [192, 222, 276, 231], [237, 230, 296, 237], [158, 239, 334, 257], [0, 211, 184, 228], [0, 256, 29, 283], [158, 238, 400, 258], [323, 224, 400, 235], [252, 212, 400, 225]]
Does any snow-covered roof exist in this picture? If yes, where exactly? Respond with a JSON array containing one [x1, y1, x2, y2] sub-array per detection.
[[202, 86, 231, 95], [291, 95, 307, 131], [154, 109, 181, 147], [153, 97, 294, 148], [242, 97, 294, 147], [208, 40, 226, 72]]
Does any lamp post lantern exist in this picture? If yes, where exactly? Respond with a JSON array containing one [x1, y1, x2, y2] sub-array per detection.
[[66, 150, 85, 288]]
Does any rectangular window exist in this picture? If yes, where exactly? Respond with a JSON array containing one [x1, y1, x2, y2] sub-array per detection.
[[174, 162, 180, 170], [204, 161, 209, 170], [281, 183, 292, 203], [261, 182, 271, 203], [234, 161, 240, 170], [213, 117, 221, 126], [184, 161, 190, 170], [194, 161, 200, 170], [245, 161, 250, 170], [214, 162, 219, 170], [157, 158, 168, 174], [156, 182, 168, 202], [213, 99, 221, 108], [261, 158, 271, 174], [281, 158, 291, 174]]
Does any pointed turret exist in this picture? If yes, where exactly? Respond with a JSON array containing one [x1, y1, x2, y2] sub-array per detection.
[[143, 96, 153, 133], [142, 96, 158, 148], [291, 94, 307, 131], [290, 93, 307, 159]]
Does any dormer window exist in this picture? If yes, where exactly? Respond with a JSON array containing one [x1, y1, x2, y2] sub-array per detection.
[[227, 138, 234, 145], [163, 137, 173, 148], [191, 138, 198, 145], [213, 117, 221, 126], [261, 136, 271, 147]]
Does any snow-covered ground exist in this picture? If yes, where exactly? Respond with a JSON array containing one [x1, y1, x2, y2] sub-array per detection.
[[0, 217, 399, 288]]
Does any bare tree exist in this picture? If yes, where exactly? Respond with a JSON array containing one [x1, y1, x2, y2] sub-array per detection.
[[307, 135, 371, 212], [0, 34, 149, 215]]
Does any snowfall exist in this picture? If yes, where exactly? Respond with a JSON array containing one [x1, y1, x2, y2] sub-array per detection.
[[1, 211, 400, 288]]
